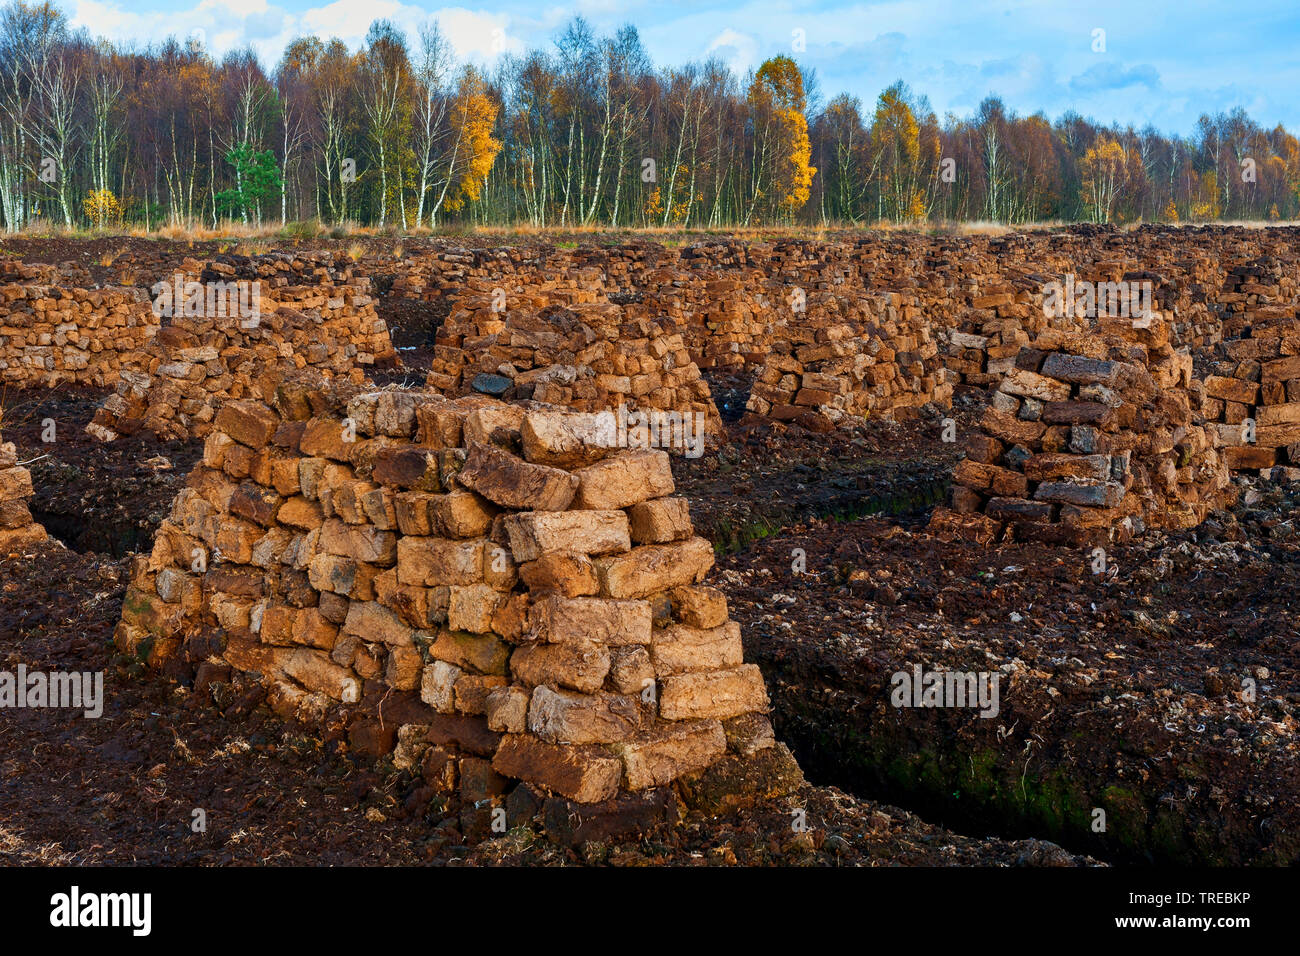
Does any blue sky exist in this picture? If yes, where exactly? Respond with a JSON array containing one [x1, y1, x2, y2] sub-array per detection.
[[61, 0, 1300, 134]]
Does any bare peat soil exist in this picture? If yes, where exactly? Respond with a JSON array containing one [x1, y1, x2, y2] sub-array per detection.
[[0, 386, 201, 556]]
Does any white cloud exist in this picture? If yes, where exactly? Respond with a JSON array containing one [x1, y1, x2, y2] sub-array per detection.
[[69, 0, 526, 70], [434, 8, 525, 64], [706, 28, 759, 77], [298, 0, 419, 46], [197, 0, 270, 17]]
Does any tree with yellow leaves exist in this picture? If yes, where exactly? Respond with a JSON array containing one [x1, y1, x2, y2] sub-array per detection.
[[746, 56, 816, 223], [1079, 135, 1127, 222], [871, 82, 927, 222], [427, 66, 502, 225], [642, 185, 663, 222], [82, 188, 123, 228], [1191, 169, 1221, 221]]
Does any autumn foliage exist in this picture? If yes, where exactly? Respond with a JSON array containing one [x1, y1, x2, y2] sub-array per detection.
[[747, 56, 816, 222], [443, 68, 502, 213], [0, 3, 1296, 230]]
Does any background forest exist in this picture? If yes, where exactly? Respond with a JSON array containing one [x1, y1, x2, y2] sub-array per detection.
[[0, 0, 1295, 232]]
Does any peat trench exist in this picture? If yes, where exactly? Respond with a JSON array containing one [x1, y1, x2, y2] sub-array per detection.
[[713, 490, 1298, 866], [31, 509, 151, 557], [755, 637, 1295, 866]]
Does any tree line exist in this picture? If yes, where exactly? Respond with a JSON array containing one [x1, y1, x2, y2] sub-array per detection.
[[1, 0, 1295, 232]]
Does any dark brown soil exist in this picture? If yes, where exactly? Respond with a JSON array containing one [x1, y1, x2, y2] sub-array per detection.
[[1, 386, 199, 556], [372, 295, 449, 383]]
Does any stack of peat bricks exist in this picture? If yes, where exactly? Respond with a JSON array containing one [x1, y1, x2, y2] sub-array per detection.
[[427, 297, 721, 434], [115, 378, 798, 818], [385, 250, 607, 307], [0, 428, 47, 552], [1216, 258, 1298, 341], [933, 315, 1236, 545], [369, 229, 1300, 419], [87, 253, 396, 442], [1153, 254, 1225, 349], [745, 290, 952, 427], [1202, 314, 1300, 473], [636, 272, 774, 371], [941, 281, 1052, 388], [0, 260, 158, 387]]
